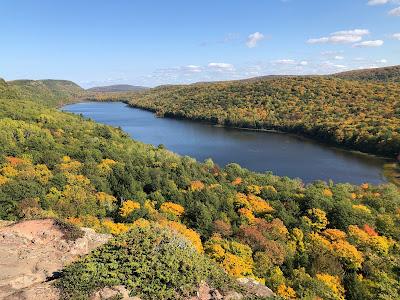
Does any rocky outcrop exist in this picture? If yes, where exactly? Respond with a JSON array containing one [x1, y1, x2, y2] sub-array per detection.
[[187, 280, 275, 300], [91, 280, 274, 300], [0, 219, 274, 300], [90, 285, 140, 300], [0, 219, 111, 299], [237, 278, 275, 298], [187, 283, 225, 300]]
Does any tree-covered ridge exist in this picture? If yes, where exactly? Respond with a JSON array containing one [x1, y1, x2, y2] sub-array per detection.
[[128, 76, 400, 158], [335, 65, 400, 83], [0, 78, 84, 106], [0, 80, 400, 299], [87, 84, 148, 92], [83, 90, 142, 103], [0, 78, 21, 100]]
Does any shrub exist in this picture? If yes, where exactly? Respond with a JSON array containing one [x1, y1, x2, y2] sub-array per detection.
[[54, 218, 84, 241], [56, 223, 233, 300]]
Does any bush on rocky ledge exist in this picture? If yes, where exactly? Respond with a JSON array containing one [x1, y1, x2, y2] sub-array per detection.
[[56, 223, 234, 300]]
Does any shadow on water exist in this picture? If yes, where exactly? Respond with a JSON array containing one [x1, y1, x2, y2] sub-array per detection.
[[62, 102, 388, 185]]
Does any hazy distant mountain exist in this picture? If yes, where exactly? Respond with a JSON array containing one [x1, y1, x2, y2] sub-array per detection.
[[87, 84, 148, 92]]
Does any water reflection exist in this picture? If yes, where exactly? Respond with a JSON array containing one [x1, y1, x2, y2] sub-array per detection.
[[63, 102, 388, 185]]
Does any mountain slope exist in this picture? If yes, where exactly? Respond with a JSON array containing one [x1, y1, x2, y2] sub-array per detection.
[[87, 84, 148, 92], [334, 65, 400, 83], [0, 78, 20, 99], [2, 79, 84, 106]]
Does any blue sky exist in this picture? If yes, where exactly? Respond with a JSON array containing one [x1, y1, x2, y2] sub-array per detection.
[[1, 0, 399, 87]]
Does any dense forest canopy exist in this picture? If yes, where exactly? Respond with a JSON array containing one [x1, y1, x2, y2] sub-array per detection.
[[0, 72, 400, 299], [334, 65, 400, 83]]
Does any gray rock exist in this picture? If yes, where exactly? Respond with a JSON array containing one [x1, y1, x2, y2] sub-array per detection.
[[90, 285, 142, 300], [224, 292, 243, 300], [237, 278, 275, 298]]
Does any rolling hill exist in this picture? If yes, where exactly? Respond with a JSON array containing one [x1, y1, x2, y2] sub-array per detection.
[[87, 84, 148, 92], [334, 65, 400, 83], [1, 79, 84, 106]]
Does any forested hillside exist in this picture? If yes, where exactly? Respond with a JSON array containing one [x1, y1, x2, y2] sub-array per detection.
[[335, 65, 400, 83], [129, 76, 400, 158], [1, 79, 400, 299], [0, 78, 84, 106], [87, 84, 148, 92]]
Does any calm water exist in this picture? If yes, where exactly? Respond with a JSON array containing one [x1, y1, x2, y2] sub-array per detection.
[[63, 102, 388, 184]]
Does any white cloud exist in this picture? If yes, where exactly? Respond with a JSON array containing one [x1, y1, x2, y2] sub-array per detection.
[[393, 33, 400, 39], [389, 6, 400, 15], [368, 0, 389, 5], [273, 59, 309, 67], [81, 77, 129, 89], [323, 61, 348, 70], [138, 55, 394, 86], [308, 29, 369, 44], [368, 0, 400, 6], [208, 62, 235, 72], [334, 64, 348, 69], [357, 65, 379, 69], [142, 62, 238, 86], [246, 32, 265, 48], [274, 59, 296, 64], [353, 40, 384, 47], [367, 1, 400, 16], [334, 56, 345, 60], [184, 65, 202, 73], [321, 51, 345, 58], [333, 29, 370, 36]]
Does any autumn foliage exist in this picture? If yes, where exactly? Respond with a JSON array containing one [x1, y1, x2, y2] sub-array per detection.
[[1, 79, 400, 299]]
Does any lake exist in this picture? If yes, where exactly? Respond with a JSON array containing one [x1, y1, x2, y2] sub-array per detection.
[[62, 102, 388, 185]]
